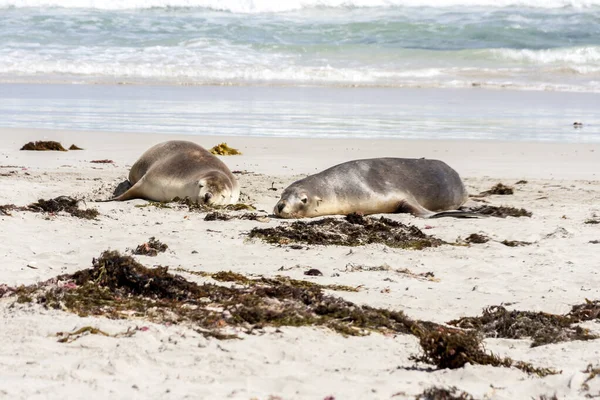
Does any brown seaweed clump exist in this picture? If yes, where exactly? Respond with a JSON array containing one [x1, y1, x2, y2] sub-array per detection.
[[585, 219, 600, 225], [132, 237, 168, 257], [410, 323, 558, 376], [448, 305, 598, 347], [249, 214, 445, 249], [480, 183, 514, 196], [20, 141, 67, 151], [464, 205, 532, 218], [69, 144, 84, 150], [209, 143, 242, 156], [464, 233, 489, 244], [415, 386, 474, 400], [501, 240, 532, 247], [27, 196, 99, 220]]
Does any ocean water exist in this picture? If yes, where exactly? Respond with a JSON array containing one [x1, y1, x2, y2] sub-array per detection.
[[0, 0, 600, 141], [1, 0, 600, 91]]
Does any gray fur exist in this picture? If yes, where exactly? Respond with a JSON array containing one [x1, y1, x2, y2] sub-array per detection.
[[111, 140, 239, 205], [274, 158, 469, 218]]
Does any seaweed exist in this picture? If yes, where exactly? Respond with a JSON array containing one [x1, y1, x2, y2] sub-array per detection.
[[464, 233, 489, 244], [248, 214, 445, 249], [209, 143, 242, 156], [20, 141, 67, 151], [20, 251, 407, 336], [342, 263, 437, 281], [304, 269, 323, 276], [132, 237, 168, 256], [501, 240, 532, 247], [585, 219, 600, 225], [464, 205, 532, 218], [410, 323, 558, 376], [175, 197, 255, 212], [69, 144, 84, 150], [515, 180, 528, 185], [90, 159, 114, 164], [205, 211, 267, 222], [27, 196, 99, 219], [567, 299, 600, 322], [582, 364, 600, 391], [174, 268, 359, 292], [480, 183, 514, 196], [204, 212, 231, 221], [0, 204, 19, 216], [415, 386, 474, 400], [56, 326, 135, 343], [8, 251, 557, 376], [448, 305, 598, 347]]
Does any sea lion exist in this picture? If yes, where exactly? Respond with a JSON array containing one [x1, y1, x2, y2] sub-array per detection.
[[274, 158, 473, 219], [111, 140, 239, 205]]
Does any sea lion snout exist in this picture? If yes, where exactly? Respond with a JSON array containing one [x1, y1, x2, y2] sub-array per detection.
[[276, 201, 286, 214]]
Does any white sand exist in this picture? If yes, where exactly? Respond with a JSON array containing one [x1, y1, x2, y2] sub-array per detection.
[[1, 127, 599, 400]]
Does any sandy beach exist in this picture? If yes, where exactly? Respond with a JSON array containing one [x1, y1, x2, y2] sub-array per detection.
[[1, 127, 599, 399]]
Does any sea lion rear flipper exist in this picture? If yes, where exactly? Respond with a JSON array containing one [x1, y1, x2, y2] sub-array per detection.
[[428, 210, 488, 219], [395, 199, 436, 218]]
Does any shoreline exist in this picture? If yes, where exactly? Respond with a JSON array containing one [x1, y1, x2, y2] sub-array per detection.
[[2, 84, 600, 143]]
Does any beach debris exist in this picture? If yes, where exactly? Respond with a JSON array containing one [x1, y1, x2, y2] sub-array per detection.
[[69, 144, 84, 150], [415, 386, 474, 400], [132, 237, 168, 256], [209, 143, 242, 156], [582, 364, 600, 391], [341, 263, 437, 282], [410, 323, 558, 377], [590, 240, 600, 244], [515, 180, 528, 185], [478, 183, 514, 196], [204, 212, 231, 221], [90, 159, 114, 164], [20, 141, 67, 151], [464, 233, 490, 244], [585, 219, 600, 225], [248, 213, 445, 249], [12, 196, 100, 220], [268, 182, 278, 191], [448, 303, 599, 347], [543, 227, 572, 239], [174, 268, 358, 292], [56, 326, 135, 343], [573, 122, 583, 128], [204, 211, 267, 222], [463, 205, 532, 218], [7, 251, 557, 376], [501, 240, 532, 247], [0, 204, 17, 216], [304, 269, 323, 276]]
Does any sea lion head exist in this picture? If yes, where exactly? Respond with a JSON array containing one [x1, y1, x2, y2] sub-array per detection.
[[197, 172, 233, 206], [274, 185, 322, 218]]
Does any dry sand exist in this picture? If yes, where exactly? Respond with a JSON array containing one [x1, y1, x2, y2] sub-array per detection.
[[1, 127, 599, 400]]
